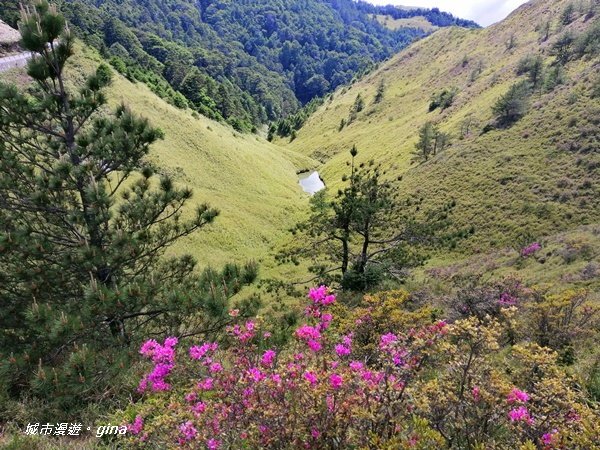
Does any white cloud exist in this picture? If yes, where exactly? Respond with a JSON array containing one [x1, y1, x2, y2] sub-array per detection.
[[365, 0, 530, 26]]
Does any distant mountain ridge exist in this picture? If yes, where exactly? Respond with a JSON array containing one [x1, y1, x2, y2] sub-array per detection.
[[0, 0, 477, 131]]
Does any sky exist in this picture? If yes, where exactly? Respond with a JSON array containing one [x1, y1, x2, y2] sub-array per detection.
[[365, 0, 530, 26]]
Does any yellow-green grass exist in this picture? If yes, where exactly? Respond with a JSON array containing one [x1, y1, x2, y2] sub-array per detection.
[[281, 0, 600, 255], [375, 14, 438, 33]]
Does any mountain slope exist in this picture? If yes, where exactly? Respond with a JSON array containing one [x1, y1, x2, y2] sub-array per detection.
[[282, 0, 600, 253], [59, 44, 316, 270]]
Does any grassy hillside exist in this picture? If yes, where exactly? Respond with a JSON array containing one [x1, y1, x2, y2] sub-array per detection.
[[281, 0, 600, 257], [65, 45, 317, 272], [375, 14, 439, 33]]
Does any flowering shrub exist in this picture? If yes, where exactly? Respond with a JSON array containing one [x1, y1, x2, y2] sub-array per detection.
[[521, 242, 542, 257], [121, 286, 600, 449]]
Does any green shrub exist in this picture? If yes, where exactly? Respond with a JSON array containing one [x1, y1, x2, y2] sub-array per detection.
[[561, 3, 576, 25], [575, 20, 600, 57], [429, 87, 458, 112]]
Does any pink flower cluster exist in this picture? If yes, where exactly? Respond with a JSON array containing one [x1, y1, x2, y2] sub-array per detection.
[[228, 320, 256, 343], [261, 349, 277, 366], [521, 242, 541, 257], [128, 415, 144, 435], [295, 287, 337, 354], [541, 429, 558, 447], [507, 388, 530, 403], [308, 285, 336, 305], [189, 342, 218, 360], [508, 406, 534, 425], [178, 421, 198, 444], [138, 337, 178, 392], [334, 334, 352, 357], [498, 292, 518, 306]]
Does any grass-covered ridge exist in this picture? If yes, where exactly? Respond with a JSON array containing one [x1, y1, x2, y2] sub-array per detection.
[[282, 0, 600, 253]]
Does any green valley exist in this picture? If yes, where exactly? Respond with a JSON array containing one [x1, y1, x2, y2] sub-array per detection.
[[1, 0, 599, 448]]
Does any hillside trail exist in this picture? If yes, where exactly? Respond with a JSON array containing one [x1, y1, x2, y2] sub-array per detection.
[[0, 51, 32, 72]]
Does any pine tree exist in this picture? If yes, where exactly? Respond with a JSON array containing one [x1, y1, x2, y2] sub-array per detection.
[[348, 93, 365, 123], [374, 80, 385, 104], [278, 147, 449, 291], [561, 3, 576, 25], [414, 122, 451, 162], [0, 1, 255, 417], [415, 122, 436, 161], [492, 81, 531, 126]]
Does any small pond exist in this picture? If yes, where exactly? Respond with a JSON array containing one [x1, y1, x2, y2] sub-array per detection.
[[299, 171, 325, 195]]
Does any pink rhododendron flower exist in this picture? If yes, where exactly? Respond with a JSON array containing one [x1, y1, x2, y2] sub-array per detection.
[[521, 242, 541, 257], [189, 342, 218, 360], [128, 415, 143, 435], [508, 406, 533, 424], [307, 339, 322, 352], [311, 428, 321, 439], [541, 429, 558, 446], [192, 402, 206, 416], [307, 285, 336, 305], [349, 361, 364, 371], [295, 325, 321, 341], [304, 371, 318, 385], [320, 313, 333, 328], [179, 421, 197, 442], [321, 294, 336, 305], [198, 377, 214, 391], [507, 388, 530, 403], [138, 362, 174, 392], [261, 349, 276, 366], [164, 336, 178, 347], [207, 438, 221, 449], [209, 362, 223, 373], [308, 285, 327, 301], [330, 373, 343, 389], [139, 337, 177, 364], [248, 367, 265, 382], [228, 309, 239, 317], [380, 333, 398, 349], [139, 339, 159, 356], [472, 386, 480, 401], [335, 344, 351, 356]]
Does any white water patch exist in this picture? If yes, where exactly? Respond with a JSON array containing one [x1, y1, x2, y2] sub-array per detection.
[[299, 171, 325, 195]]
